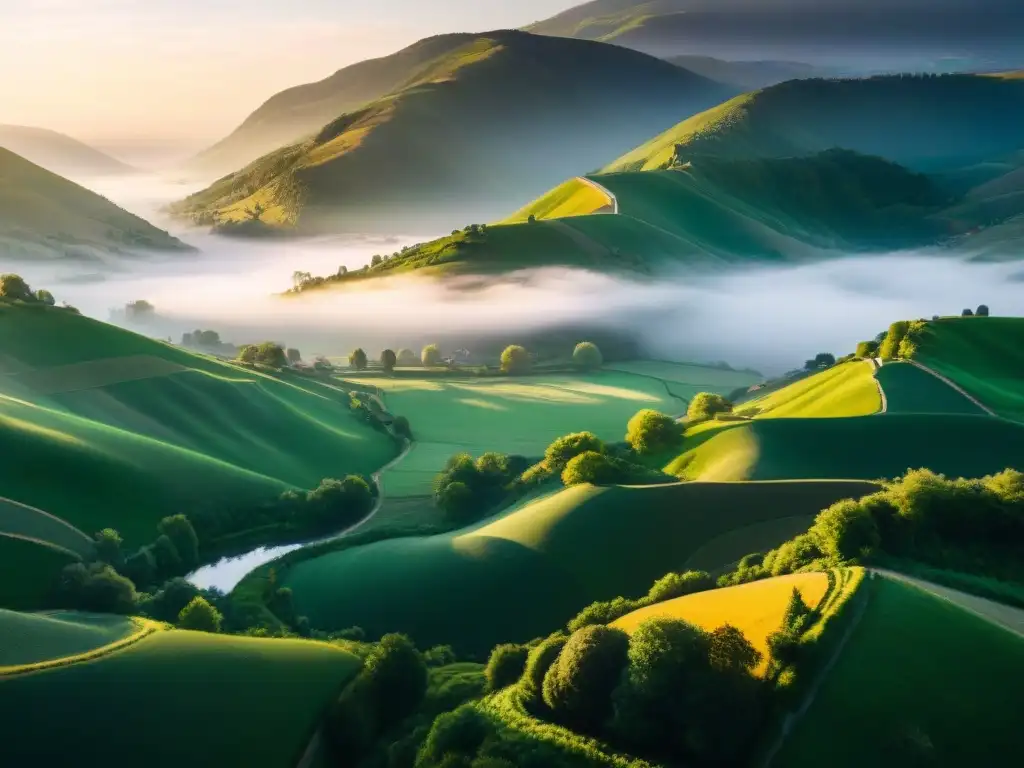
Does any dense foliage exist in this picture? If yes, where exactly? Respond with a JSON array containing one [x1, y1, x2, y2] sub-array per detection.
[[485, 643, 530, 692], [572, 342, 603, 370], [686, 392, 733, 422], [433, 452, 529, 526], [237, 342, 288, 368], [422, 344, 442, 367], [625, 409, 684, 454], [178, 596, 223, 632], [499, 345, 531, 375]]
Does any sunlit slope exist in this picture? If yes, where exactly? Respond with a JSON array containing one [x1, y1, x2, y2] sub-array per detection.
[[174, 30, 729, 234], [503, 177, 613, 223], [605, 75, 1024, 173], [776, 575, 1024, 767], [0, 305, 396, 544], [736, 361, 881, 419], [281, 479, 877, 653], [0, 148, 187, 260], [667, 415, 1024, 481], [912, 317, 1024, 422], [612, 571, 831, 673], [0, 627, 361, 768]]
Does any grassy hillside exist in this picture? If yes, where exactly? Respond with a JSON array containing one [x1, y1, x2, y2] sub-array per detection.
[[173, 30, 730, 235], [0, 610, 139, 667], [605, 75, 1024, 174], [875, 361, 987, 415], [612, 571, 831, 674], [0, 124, 134, 177], [736, 361, 881, 419], [912, 317, 1024, 422], [0, 147, 188, 261], [0, 626, 362, 768], [0, 303, 396, 545], [502, 177, 613, 223], [0, 535, 80, 611], [666, 414, 1024, 481], [279, 479, 877, 653], [776, 575, 1024, 767]]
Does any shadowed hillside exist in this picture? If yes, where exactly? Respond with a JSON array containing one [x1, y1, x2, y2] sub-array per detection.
[[173, 30, 731, 235]]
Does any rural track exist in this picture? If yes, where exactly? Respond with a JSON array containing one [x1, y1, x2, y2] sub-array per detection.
[[576, 175, 619, 214], [904, 359, 998, 417], [868, 359, 888, 414]]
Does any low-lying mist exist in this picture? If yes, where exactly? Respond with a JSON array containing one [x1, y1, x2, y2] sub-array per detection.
[[11, 172, 1024, 376]]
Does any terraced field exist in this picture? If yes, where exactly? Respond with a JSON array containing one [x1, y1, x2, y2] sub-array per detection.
[[280, 479, 877, 653], [0, 627, 362, 768]]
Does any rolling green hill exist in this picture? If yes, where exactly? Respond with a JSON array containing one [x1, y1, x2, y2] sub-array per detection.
[[0, 147, 189, 261], [0, 124, 135, 177], [0, 623, 361, 768], [735, 361, 882, 419], [173, 30, 730, 235], [275, 479, 877, 654], [0, 535, 80, 611], [0, 302, 397, 545]]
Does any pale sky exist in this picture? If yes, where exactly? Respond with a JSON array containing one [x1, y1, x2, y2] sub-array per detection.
[[0, 0, 577, 149]]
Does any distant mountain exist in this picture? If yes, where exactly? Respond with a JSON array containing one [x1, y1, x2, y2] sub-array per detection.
[[527, 0, 1024, 68], [0, 148, 191, 261], [172, 31, 732, 235], [0, 125, 135, 177], [666, 57, 832, 91]]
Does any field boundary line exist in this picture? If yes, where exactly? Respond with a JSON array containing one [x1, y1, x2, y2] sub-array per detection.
[[0, 496, 94, 557], [906, 359, 997, 416], [760, 575, 873, 768], [0, 619, 163, 678], [578, 175, 618, 214]]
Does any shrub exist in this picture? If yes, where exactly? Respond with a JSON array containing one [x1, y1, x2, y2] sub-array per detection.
[[485, 643, 529, 691], [286, 348, 301, 364], [93, 528, 124, 567], [349, 348, 368, 370], [962, 308, 974, 317], [158, 515, 199, 569], [423, 645, 458, 667], [646, 570, 714, 604], [178, 596, 223, 632], [381, 349, 397, 372], [763, 533, 824, 576], [500, 345, 530, 375], [625, 409, 683, 454], [422, 344, 442, 366], [976, 304, 990, 317], [520, 633, 567, 706], [543, 432, 604, 473], [572, 342, 603, 370], [397, 348, 419, 366], [417, 705, 492, 765], [687, 393, 732, 422], [35, 289, 56, 306], [562, 451, 626, 486], [543, 625, 630, 733], [809, 498, 880, 561], [567, 597, 642, 632]]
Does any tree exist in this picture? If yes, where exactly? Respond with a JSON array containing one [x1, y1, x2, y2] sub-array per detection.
[[158, 515, 199, 569], [35, 289, 56, 306], [814, 353, 836, 368], [255, 342, 287, 368], [436, 481, 475, 525], [543, 625, 630, 733], [500, 345, 531, 375], [362, 633, 428, 726], [237, 344, 259, 364], [397, 349, 418, 367], [152, 534, 183, 578], [286, 348, 302, 364], [521, 633, 567, 705], [527, 214, 537, 224], [178, 596, 223, 632], [485, 643, 530, 691], [626, 409, 683, 454], [976, 304, 990, 316], [142, 577, 200, 623], [381, 349, 397, 372], [686, 393, 732, 422], [962, 308, 974, 317], [349, 348, 368, 370], [371, 255, 383, 267], [809, 498, 880, 561], [572, 342, 603, 370], [562, 451, 626, 486], [422, 344, 442, 367], [647, 570, 714, 603], [544, 432, 604, 473], [0, 274, 32, 301], [855, 340, 879, 358], [93, 528, 124, 567]]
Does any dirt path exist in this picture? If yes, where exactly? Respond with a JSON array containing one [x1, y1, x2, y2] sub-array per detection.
[[577, 176, 618, 214], [869, 360, 888, 414], [875, 568, 1024, 638], [905, 359, 999, 417]]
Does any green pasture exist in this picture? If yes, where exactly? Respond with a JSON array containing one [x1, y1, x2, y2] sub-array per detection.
[[0, 629, 362, 768], [915, 317, 1024, 422], [666, 414, 1024, 482], [503, 177, 612, 223], [737, 361, 881, 418], [0, 496, 93, 556], [0, 610, 137, 667], [776, 575, 1024, 767], [282, 479, 877, 654], [874, 361, 986, 415], [0, 535, 79, 611]]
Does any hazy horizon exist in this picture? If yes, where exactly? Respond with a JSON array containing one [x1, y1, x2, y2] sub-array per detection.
[[0, 0, 579, 153]]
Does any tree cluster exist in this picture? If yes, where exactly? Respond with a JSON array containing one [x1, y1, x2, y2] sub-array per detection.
[[0, 274, 56, 306], [433, 452, 529, 526], [686, 393, 733, 422], [625, 409, 685, 454], [804, 353, 836, 371], [237, 341, 288, 368]]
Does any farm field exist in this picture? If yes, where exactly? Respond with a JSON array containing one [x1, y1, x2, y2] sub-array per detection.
[[736, 361, 881, 418], [665, 414, 1024, 481], [281, 479, 877, 653], [0, 610, 140, 667], [612, 572, 831, 674], [776, 575, 1024, 767], [874, 361, 986, 415], [0, 628, 362, 768], [913, 317, 1024, 422], [344, 368, 757, 496]]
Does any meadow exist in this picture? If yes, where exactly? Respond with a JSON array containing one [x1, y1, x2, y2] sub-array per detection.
[[0, 610, 141, 667], [776, 575, 1024, 767], [0, 628, 362, 767], [281, 479, 877, 653], [736, 360, 881, 418], [874, 361, 986, 415]]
